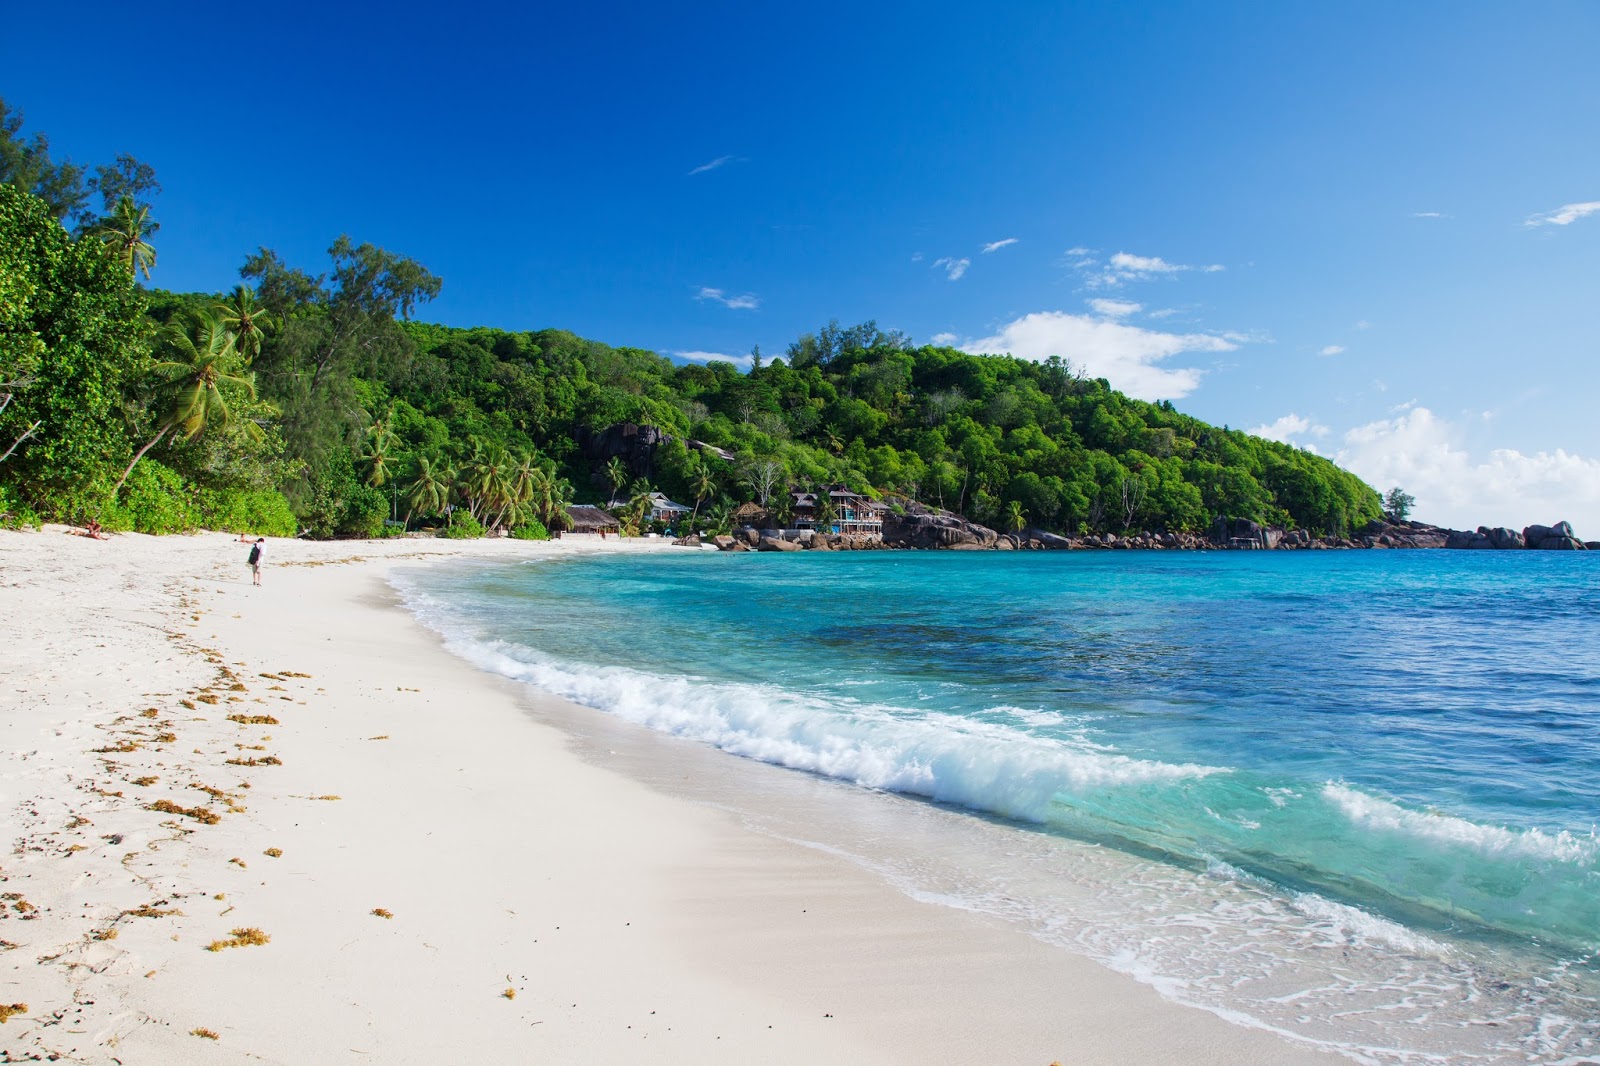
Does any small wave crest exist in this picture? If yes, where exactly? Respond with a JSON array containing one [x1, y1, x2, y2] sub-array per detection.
[[1323, 783, 1600, 865]]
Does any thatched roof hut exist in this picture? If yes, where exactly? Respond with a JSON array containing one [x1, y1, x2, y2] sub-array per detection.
[[565, 505, 620, 535]]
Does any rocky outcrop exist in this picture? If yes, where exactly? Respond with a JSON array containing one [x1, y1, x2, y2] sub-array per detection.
[[577, 422, 665, 483], [881, 509, 999, 549], [1523, 522, 1587, 550], [756, 533, 801, 551], [712, 535, 742, 551]]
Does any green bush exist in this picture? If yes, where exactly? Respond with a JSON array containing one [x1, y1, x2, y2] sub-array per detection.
[[509, 519, 550, 541], [197, 487, 298, 538], [442, 513, 486, 539], [0, 483, 39, 529], [103, 461, 200, 534], [302, 453, 389, 539]]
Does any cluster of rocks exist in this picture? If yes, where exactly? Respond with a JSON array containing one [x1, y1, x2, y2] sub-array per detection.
[[1444, 521, 1594, 551], [710, 528, 890, 552], [703, 507, 1594, 554]]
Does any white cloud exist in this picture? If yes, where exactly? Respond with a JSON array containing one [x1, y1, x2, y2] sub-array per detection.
[[982, 237, 1019, 254], [1526, 201, 1600, 226], [1335, 406, 1600, 534], [1354, 319, 1371, 330], [1064, 246, 1093, 257], [963, 311, 1240, 400], [1070, 250, 1226, 288], [1412, 211, 1445, 218], [1109, 252, 1183, 274], [1088, 298, 1141, 318], [930, 332, 958, 345], [688, 155, 734, 175], [1249, 413, 1329, 446], [934, 256, 970, 281], [695, 286, 760, 310], [910, 252, 924, 262], [675, 350, 754, 370], [1319, 344, 1345, 356]]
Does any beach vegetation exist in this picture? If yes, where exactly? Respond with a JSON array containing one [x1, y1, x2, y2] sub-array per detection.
[[204, 927, 269, 952]]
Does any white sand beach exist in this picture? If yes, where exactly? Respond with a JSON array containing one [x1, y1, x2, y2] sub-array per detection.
[[0, 527, 1339, 1065]]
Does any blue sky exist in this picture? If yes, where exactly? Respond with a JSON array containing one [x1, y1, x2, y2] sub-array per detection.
[[6, 2, 1599, 530]]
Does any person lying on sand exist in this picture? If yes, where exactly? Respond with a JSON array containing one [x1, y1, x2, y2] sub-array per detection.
[[72, 520, 109, 540]]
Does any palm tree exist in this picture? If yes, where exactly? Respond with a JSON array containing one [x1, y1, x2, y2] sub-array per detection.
[[1006, 500, 1028, 540], [92, 196, 158, 281], [605, 456, 628, 499], [406, 454, 451, 525], [545, 476, 574, 531], [362, 407, 399, 487], [689, 462, 716, 532], [113, 311, 257, 494], [625, 478, 655, 536], [217, 285, 275, 365]]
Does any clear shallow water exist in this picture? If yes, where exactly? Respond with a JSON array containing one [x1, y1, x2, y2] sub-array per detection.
[[396, 549, 1600, 1063]]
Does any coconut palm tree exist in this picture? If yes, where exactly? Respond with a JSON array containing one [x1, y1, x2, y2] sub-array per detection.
[[406, 454, 451, 526], [92, 195, 158, 281], [363, 408, 398, 487], [113, 311, 257, 494], [216, 285, 275, 365], [624, 478, 655, 536], [689, 462, 716, 532], [1006, 500, 1027, 541], [605, 455, 628, 499]]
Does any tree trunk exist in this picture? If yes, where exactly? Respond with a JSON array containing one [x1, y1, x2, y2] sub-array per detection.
[[111, 424, 169, 495], [0, 420, 40, 464]]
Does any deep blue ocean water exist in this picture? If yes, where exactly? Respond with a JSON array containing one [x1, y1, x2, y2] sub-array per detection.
[[397, 549, 1600, 1063]]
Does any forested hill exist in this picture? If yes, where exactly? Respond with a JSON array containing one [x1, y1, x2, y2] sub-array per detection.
[[373, 319, 1383, 537]]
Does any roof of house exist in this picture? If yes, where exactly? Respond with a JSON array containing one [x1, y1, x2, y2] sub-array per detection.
[[567, 505, 619, 529]]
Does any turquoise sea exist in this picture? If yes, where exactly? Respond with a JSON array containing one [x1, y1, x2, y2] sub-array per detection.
[[396, 549, 1600, 1064]]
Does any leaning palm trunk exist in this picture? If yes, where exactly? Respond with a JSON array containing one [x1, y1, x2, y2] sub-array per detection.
[[111, 424, 170, 495]]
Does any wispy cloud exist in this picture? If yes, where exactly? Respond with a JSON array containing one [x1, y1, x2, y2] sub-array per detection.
[[695, 286, 760, 310], [675, 349, 754, 370], [688, 155, 734, 176], [1319, 344, 1345, 357], [910, 252, 924, 262], [933, 256, 970, 281], [930, 332, 958, 345], [1411, 211, 1446, 218], [964, 311, 1243, 400], [1088, 298, 1141, 318], [1069, 250, 1226, 288], [1526, 201, 1600, 227], [982, 237, 1019, 254]]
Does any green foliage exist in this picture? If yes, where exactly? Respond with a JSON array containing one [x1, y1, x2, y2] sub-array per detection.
[[442, 513, 486, 539], [1383, 487, 1415, 522], [0, 183, 149, 519], [510, 518, 550, 540], [101, 461, 200, 534], [197, 486, 297, 537], [0, 482, 39, 529], [302, 452, 387, 539]]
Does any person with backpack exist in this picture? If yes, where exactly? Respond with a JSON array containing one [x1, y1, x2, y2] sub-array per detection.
[[247, 538, 265, 586]]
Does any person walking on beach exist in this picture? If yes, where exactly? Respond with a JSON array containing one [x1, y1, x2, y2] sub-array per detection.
[[247, 538, 264, 586]]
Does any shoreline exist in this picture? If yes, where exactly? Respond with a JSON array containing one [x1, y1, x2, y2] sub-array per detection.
[[0, 527, 1339, 1063]]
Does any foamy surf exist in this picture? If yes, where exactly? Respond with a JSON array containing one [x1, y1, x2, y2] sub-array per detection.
[[390, 552, 1600, 1064]]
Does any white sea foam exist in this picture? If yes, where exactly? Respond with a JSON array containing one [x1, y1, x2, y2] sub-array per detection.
[[442, 628, 1224, 824], [1323, 783, 1599, 865]]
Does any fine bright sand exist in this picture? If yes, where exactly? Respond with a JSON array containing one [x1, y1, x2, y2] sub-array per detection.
[[0, 528, 1339, 1064]]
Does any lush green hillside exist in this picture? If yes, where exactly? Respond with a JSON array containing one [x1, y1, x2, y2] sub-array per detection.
[[0, 106, 1382, 539]]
